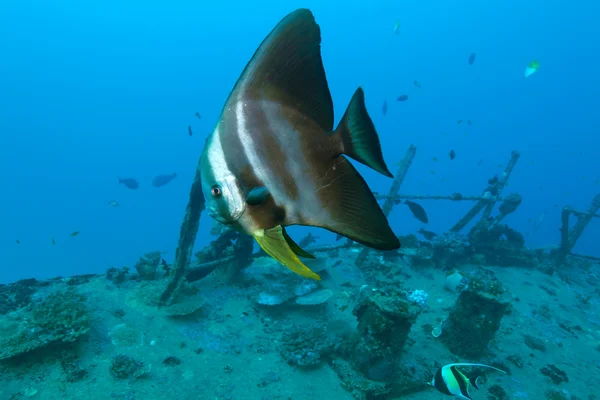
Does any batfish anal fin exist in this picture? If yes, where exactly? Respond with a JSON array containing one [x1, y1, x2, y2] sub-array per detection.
[[335, 88, 393, 178], [246, 186, 271, 205], [253, 226, 321, 280], [227, 9, 334, 132], [306, 156, 400, 250], [281, 227, 316, 259]]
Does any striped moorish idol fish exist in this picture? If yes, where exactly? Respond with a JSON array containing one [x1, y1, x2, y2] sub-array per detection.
[[428, 363, 506, 400], [199, 8, 400, 280]]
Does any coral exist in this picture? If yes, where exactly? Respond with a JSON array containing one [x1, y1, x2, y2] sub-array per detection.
[[541, 364, 569, 385], [256, 291, 289, 306], [441, 287, 510, 358], [469, 223, 538, 267], [162, 296, 205, 317], [506, 354, 524, 368], [109, 324, 144, 347], [0, 278, 38, 315], [296, 289, 333, 305], [110, 354, 147, 380], [105, 267, 130, 284], [0, 288, 89, 360], [488, 384, 510, 400], [352, 290, 420, 381], [134, 251, 161, 280], [546, 389, 570, 400], [406, 290, 428, 306], [329, 358, 391, 400], [280, 320, 353, 369], [431, 233, 471, 268], [162, 356, 181, 366], [294, 281, 318, 297], [523, 334, 547, 352]]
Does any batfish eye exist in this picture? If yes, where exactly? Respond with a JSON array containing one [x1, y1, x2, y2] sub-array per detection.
[[211, 185, 222, 197]]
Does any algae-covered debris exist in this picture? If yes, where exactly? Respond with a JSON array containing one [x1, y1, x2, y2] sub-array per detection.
[[0, 278, 38, 315], [109, 354, 147, 380], [0, 287, 89, 360]]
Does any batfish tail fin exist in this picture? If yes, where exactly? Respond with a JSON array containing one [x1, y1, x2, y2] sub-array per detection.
[[335, 88, 393, 178], [253, 226, 321, 280]]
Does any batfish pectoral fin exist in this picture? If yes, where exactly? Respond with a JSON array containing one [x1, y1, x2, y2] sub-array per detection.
[[246, 186, 271, 206], [304, 156, 400, 251], [252, 226, 321, 280]]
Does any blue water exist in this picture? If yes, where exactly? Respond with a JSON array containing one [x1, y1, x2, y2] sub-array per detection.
[[1, 0, 599, 283]]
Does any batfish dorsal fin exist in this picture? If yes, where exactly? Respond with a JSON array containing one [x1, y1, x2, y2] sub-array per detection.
[[253, 226, 321, 280], [227, 8, 334, 132], [335, 88, 394, 178]]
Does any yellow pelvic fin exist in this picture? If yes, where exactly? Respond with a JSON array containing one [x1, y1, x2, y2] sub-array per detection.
[[253, 226, 321, 280]]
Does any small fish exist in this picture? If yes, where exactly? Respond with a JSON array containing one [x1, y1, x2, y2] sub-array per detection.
[[382, 100, 388, 116], [413, 80, 421, 88], [477, 159, 483, 166], [397, 94, 409, 102], [468, 52, 476, 65], [118, 177, 139, 190], [199, 9, 400, 280], [152, 173, 177, 188], [298, 232, 319, 248], [524, 59, 540, 78], [467, 120, 472, 126], [457, 120, 463, 124], [404, 200, 428, 224], [418, 228, 437, 240], [430, 169, 436, 174], [433, 157, 438, 162], [393, 20, 400, 35], [488, 175, 499, 185], [449, 150, 456, 160], [195, 112, 201, 119], [70, 231, 80, 237], [339, 304, 349, 312], [429, 363, 506, 400], [51, 237, 56, 245], [108, 200, 120, 207], [16, 240, 20, 244], [188, 125, 193, 136]]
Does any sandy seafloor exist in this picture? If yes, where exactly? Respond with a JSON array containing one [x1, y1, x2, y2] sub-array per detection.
[[1, 247, 599, 400]]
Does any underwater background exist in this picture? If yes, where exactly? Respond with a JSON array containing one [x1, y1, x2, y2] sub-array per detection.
[[1, 0, 599, 283], [1, 1, 600, 400]]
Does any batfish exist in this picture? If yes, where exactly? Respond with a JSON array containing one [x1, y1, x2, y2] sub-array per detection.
[[199, 9, 400, 280]]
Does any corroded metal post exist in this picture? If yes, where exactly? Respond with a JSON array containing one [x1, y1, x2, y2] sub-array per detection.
[[355, 144, 417, 267], [555, 193, 600, 266], [159, 166, 206, 306], [451, 150, 520, 232]]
